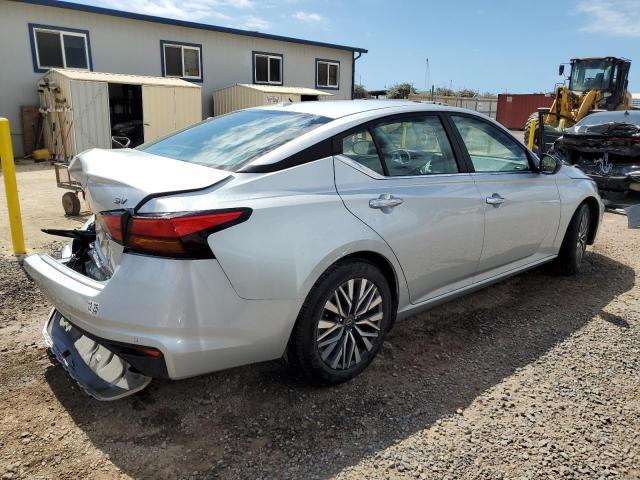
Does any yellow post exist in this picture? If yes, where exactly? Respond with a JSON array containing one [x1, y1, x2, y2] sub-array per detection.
[[527, 118, 537, 150], [0, 118, 26, 255]]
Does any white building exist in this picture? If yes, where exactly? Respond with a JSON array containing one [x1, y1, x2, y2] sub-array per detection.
[[0, 0, 367, 156]]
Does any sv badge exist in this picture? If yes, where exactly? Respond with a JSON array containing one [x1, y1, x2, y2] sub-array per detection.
[[114, 197, 128, 205]]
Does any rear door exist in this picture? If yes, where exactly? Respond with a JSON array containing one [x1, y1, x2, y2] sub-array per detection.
[[447, 114, 561, 278], [333, 113, 485, 304]]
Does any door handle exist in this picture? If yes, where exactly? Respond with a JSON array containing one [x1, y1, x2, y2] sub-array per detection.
[[486, 193, 505, 207], [369, 194, 404, 213]]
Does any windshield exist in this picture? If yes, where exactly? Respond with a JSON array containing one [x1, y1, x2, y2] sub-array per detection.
[[140, 109, 330, 171], [569, 59, 613, 92], [576, 111, 640, 127]]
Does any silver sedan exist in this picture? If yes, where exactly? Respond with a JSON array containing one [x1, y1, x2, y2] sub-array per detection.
[[25, 100, 603, 400]]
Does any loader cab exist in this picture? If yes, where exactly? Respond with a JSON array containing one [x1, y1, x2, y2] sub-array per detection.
[[567, 57, 631, 109]]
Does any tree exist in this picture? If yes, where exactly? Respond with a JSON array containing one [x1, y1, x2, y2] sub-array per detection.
[[434, 86, 454, 97], [353, 84, 368, 99], [386, 82, 417, 99], [456, 88, 479, 98]]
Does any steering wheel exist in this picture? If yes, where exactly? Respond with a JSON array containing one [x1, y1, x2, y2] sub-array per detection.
[[388, 149, 412, 165]]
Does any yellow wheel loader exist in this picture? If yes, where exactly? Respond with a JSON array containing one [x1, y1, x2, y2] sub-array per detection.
[[524, 57, 632, 152]]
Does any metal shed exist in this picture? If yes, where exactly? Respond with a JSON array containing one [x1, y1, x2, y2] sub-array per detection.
[[213, 83, 333, 116], [38, 69, 202, 160]]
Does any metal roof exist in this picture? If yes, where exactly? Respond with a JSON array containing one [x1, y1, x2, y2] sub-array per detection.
[[237, 84, 333, 96], [42, 69, 201, 88], [15, 0, 368, 54]]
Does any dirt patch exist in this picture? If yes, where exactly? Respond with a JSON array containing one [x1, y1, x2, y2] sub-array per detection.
[[0, 160, 90, 256]]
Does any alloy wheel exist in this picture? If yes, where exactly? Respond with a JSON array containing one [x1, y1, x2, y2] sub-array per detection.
[[316, 278, 383, 370], [576, 210, 589, 262]]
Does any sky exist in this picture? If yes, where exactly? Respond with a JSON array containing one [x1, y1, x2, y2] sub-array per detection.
[[75, 0, 640, 94]]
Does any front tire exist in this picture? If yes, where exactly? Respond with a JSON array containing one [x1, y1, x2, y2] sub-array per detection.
[[554, 204, 590, 275], [288, 260, 393, 384]]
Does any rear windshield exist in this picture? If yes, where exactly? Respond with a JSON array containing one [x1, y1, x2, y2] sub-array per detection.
[[140, 109, 330, 171]]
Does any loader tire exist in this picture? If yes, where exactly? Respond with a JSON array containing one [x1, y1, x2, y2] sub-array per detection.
[[523, 112, 539, 153]]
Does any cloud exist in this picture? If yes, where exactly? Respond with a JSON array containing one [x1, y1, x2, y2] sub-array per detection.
[[577, 0, 640, 37], [292, 11, 323, 23], [239, 15, 271, 30], [101, 0, 270, 30]]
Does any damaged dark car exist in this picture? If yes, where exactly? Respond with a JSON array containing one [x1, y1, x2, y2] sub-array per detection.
[[555, 110, 640, 194]]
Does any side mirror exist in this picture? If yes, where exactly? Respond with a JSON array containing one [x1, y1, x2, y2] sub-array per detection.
[[540, 153, 562, 175], [559, 64, 565, 76]]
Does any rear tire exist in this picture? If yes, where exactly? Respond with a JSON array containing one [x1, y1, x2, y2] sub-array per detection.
[[523, 112, 539, 153], [554, 204, 590, 275], [288, 260, 393, 384]]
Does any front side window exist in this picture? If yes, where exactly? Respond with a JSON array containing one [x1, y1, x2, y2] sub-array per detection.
[[340, 128, 385, 175], [141, 109, 329, 171], [30, 24, 90, 71], [372, 116, 459, 176], [317, 60, 339, 88], [254, 53, 282, 84], [451, 115, 529, 173], [162, 42, 202, 80]]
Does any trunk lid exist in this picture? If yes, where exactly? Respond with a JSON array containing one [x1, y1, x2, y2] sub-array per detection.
[[69, 148, 232, 273], [69, 148, 231, 213]]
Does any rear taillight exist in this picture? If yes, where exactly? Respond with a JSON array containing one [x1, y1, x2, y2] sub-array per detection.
[[97, 211, 124, 242], [97, 209, 251, 259]]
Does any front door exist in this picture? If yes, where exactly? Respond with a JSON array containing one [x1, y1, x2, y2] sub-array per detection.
[[448, 114, 561, 278], [333, 114, 485, 304]]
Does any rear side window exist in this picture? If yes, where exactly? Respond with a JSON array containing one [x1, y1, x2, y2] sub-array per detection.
[[450, 115, 529, 172], [141, 109, 329, 171], [371, 116, 459, 176], [340, 128, 385, 175]]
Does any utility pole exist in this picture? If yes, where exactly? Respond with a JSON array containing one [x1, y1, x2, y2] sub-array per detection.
[[424, 58, 430, 92]]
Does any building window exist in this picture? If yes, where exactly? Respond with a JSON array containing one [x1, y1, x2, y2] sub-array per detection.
[[161, 41, 202, 81], [28, 24, 91, 72], [316, 59, 339, 89], [253, 52, 283, 85]]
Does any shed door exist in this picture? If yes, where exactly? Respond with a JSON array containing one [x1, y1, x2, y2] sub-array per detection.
[[70, 80, 111, 153], [174, 87, 202, 130], [142, 85, 176, 142]]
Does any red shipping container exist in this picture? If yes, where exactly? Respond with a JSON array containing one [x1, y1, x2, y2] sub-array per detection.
[[496, 93, 554, 130]]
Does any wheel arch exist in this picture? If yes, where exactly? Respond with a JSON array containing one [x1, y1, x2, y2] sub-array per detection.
[[339, 251, 400, 315], [580, 196, 600, 244]]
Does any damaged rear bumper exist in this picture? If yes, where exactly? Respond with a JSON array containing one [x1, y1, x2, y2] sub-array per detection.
[[44, 309, 152, 400]]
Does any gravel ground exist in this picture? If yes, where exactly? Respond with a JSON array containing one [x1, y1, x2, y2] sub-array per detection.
[[0, 213, 638, 479]]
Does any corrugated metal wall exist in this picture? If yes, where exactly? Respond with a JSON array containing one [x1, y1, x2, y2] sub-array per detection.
[[70, 80, 111, 153], [143, 85, 203, 139], [496, 94, 554, 130], [214, 85, 262, 116]]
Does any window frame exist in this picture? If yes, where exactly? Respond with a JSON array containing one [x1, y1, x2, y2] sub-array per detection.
[[315, 59, 340, 90], [160, 40, 203, 82], [444, 112, 536, 174], [28, 23, 92, 73], [252, 51, 283, 85], [332, 112, 468, 178]]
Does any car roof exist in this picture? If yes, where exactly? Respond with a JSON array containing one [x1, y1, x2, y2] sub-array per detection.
[[254, 99, 459, 119]]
